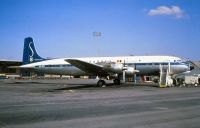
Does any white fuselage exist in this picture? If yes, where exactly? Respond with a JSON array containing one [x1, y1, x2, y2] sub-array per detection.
[[20, 56, 189, 76]]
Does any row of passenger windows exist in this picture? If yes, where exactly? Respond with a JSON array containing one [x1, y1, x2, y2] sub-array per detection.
[[35, 65, 73, 68], [136, 63, 179, 65], [89, 60, 112, 63], [88, 60, 125, 63], [45, 65, 73, 67], [35, 62, 179, 68]]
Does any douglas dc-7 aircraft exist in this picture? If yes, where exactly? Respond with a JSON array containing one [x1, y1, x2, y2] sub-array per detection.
[[20, 37, 192, 86]]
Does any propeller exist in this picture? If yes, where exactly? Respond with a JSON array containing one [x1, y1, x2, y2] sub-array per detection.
[[121, 60, 139, 83], [104, 59, 139, 84], [122, 60, 126, 83]]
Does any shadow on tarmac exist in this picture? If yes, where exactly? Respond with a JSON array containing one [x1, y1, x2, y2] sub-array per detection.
[[54, 83, 115, 91]]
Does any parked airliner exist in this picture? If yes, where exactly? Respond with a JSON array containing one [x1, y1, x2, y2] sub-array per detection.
[[20, 37, 191, 86]]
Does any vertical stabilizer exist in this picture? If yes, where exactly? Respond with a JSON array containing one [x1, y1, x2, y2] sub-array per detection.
[[22, 37, 45, 64]]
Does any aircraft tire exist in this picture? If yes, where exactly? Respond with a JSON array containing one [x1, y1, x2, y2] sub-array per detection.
[[113, 79, 121, 85], [97, 80, 106, 87]]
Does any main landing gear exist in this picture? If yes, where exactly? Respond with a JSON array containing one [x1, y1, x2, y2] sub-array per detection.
[[97, 78, 121, 87], [113, 79, 121, 85]]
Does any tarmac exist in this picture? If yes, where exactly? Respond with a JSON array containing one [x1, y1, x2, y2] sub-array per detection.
[[0, 78, 200, 128]]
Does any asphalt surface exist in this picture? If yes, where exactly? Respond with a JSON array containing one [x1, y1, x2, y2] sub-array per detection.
[[0, 79, 200, 128]]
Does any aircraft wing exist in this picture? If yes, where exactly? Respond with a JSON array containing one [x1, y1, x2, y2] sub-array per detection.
[[8, 66, 34, 69], [8, 66, 22, 69], [65, 59, 108, 76]]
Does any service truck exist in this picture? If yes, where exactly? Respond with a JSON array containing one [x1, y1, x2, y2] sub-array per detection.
[[183, 75, 200, 86]]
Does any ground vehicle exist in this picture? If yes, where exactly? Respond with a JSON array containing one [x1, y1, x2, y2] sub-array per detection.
[[183, 75, 200, 86], [0, 74, 6, 79]]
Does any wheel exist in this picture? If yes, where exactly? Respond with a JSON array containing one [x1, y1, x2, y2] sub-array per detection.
[[172, 79, 177, 86], [97, 80, 106, 87], [113, 79, 121, 85]]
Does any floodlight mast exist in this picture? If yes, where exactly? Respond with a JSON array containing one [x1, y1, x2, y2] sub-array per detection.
[[93, 32, 102, 37]]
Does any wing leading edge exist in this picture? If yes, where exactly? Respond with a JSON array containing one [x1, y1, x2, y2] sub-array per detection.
[[65, 59, 109, 76]]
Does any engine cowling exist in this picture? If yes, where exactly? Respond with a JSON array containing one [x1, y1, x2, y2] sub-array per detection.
[[110, 63, 124, 73], [104, 63, 139, 75], [124, 67, 139, 75]]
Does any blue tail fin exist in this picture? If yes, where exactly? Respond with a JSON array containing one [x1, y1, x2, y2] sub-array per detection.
[[22, 37, 45, 64]]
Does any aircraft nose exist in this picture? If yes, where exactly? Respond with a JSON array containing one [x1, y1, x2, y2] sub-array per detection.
[[181, 64, 190, 72]]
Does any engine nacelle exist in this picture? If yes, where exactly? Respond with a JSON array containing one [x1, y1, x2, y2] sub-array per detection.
[[103, 63, 139, 75], [110, 63, 123, 73], [125, 67, 139, 75], [108, 74, 118, 79]]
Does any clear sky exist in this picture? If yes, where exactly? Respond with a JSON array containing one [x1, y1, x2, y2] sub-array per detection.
[[0, 0, 200, 60]]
